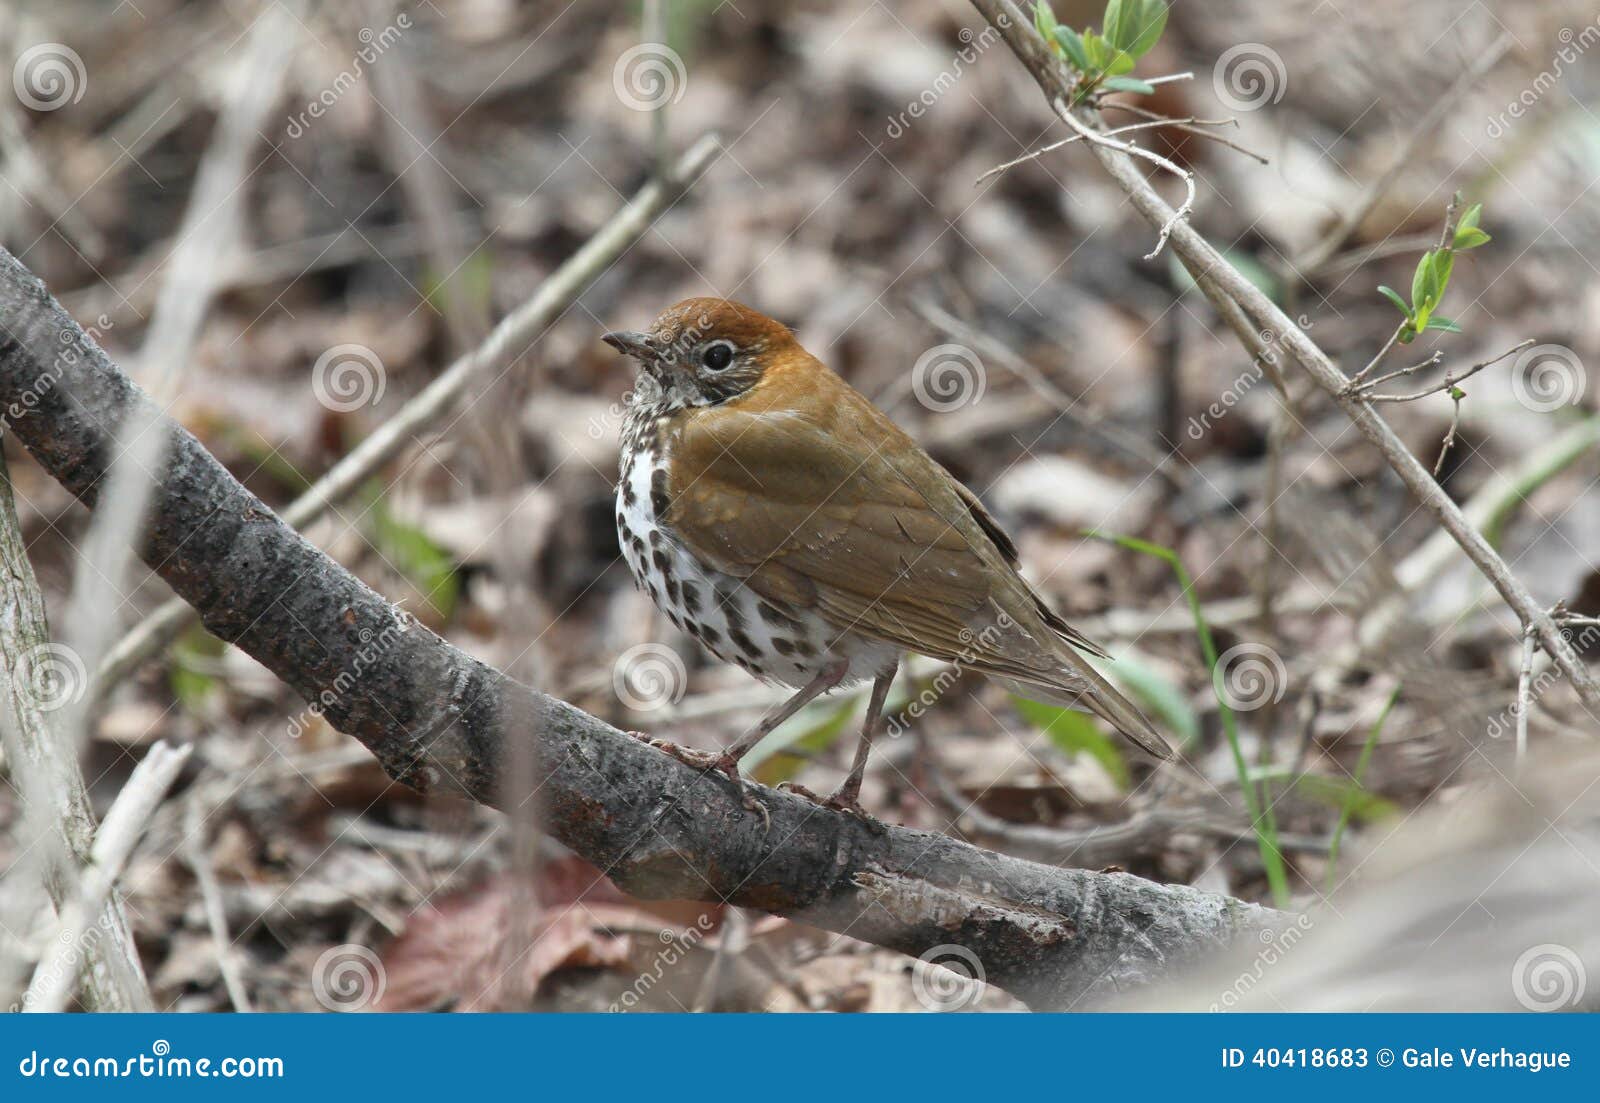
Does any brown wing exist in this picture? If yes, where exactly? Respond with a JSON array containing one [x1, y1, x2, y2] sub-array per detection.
[[659, 357, 1169, 758], [661, 362, 1061, 676]]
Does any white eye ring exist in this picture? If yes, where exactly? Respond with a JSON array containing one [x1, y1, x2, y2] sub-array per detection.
[[700, 340, 735, 371]]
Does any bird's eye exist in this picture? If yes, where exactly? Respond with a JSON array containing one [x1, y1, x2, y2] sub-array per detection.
[[701, 342, 734, 371]]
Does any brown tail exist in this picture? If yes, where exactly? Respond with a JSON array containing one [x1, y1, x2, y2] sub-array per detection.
[[1000, 656, 1174, 761]]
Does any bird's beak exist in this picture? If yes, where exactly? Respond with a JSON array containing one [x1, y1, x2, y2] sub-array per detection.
[[601, 330, 657, 363]]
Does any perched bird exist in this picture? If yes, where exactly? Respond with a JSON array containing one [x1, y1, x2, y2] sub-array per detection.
[[603, 298, 1170, 815]]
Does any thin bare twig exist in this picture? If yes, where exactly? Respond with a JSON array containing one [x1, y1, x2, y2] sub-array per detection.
[[1360, 339, 1534, 402], [977, 117, 1196, 184], [1432, 390, 1465, 477], [1055, 99, 1194, 261], [1348, 323, 1409, 388], [1351, 350, 1443, 392], [1102, 101, 1268, 164], [1515, 626, 1537, 770], [182, 794, 253, 1013]]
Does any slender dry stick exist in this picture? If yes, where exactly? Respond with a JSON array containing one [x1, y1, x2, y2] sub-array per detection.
[[1360, 339, 1534, 401], [1056, 104, 1195, 261], [1352, 349, 1442, 393], [1347, 339, 1534, 476], [1432, 390, 1464, 477], [0, 453, 152, 1013], [1515, 626, 1537, 770], [977, 117, 1215, 184], [970, 0, 1600, 713], [182, 794, 253, 1012], [95, 133, 724, 693], [1101, 101, 1268, 164], [23, 741, 191, 1013], [1348, 324, 1408, 389]]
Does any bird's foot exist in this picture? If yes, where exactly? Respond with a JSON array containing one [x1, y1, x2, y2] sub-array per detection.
[[714, 757, 770, 832], [632, 736, 770, 831], [636, 733, 720, 769], [779, 781, 885, 830]]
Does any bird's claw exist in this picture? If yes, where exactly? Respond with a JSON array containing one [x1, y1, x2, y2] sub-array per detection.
[[779, 781, 884, 830], [641, 737, 771, 831]]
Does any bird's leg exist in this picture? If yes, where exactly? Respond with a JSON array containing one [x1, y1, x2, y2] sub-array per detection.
[[714, 659, 849, 778], [822, 660, 897, 816]]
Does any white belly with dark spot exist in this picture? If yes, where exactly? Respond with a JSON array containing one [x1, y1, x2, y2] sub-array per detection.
[[615, 441, 896, 688]]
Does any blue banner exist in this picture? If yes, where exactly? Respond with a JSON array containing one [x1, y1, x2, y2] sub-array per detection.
[[2, 1014, 1592, 1099]]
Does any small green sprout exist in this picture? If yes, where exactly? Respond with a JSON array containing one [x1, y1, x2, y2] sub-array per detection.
[[1377, 202, 1491, 344]]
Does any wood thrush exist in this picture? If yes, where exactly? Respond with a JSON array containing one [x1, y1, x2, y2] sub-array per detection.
[[603, 298, 1170, 816]]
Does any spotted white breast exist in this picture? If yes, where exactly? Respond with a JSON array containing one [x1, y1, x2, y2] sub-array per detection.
[[615, 410, 896, 689]]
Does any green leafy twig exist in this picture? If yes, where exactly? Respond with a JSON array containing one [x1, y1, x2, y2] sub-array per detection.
[[1374, 201, 1490, 345], [1034, 0, 1171, 103]]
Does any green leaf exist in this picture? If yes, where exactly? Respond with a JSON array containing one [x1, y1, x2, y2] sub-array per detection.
[[1411, 252, 1437, 311], [1432, 249, 1455, 299], [1376, 284, 1413, 319], [1424, 316, 1463, 334], [1082, 30, 1111, 71], [1124, 0, 1169, 57], [170, 626, 225, 711], [367, 486, 460, 621], [1102, 0, 1129, 47], [1054, 25, 1091, 71], [1453, 227, 1490, 250], [1033, 0, 1059, 46], [1455, 202, 1483, 236], [1102, 75, 1155, 94], [1103, 0, 1166, 57], [1104, 52, 1137, 76], [1013, 696, 1130, 788]]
